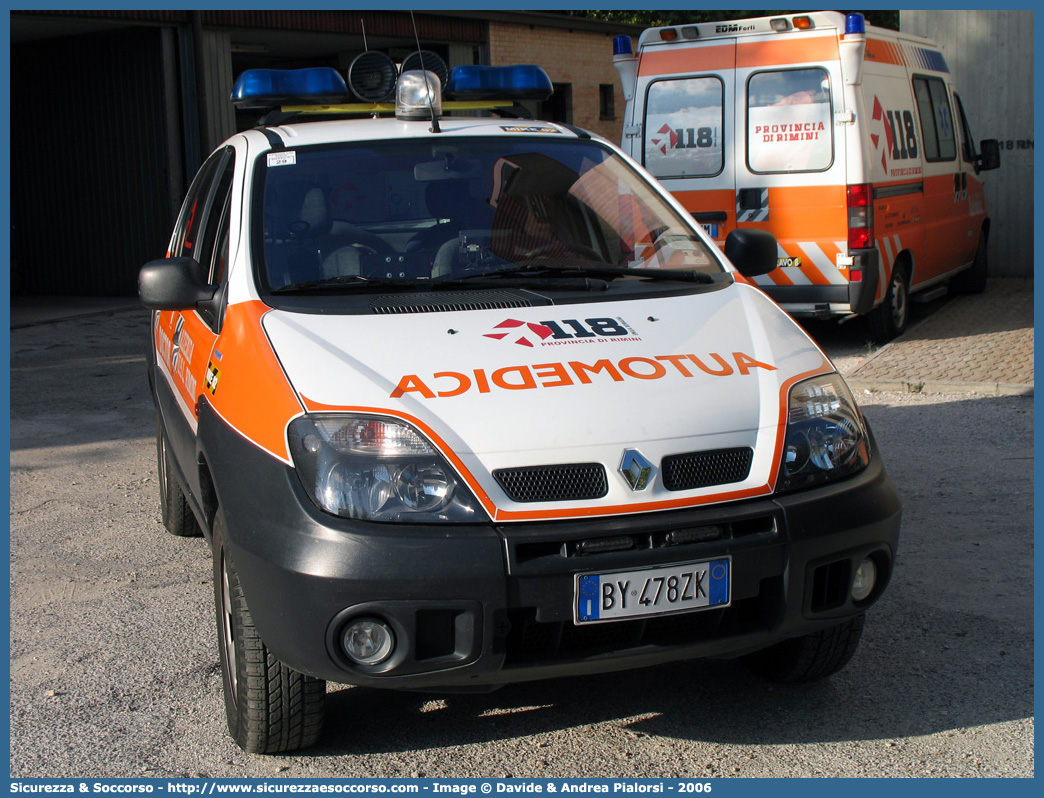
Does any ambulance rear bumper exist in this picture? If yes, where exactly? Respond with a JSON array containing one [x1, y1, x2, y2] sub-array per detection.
[[762, 248, 880, 318], [199, 402, 901, 691]]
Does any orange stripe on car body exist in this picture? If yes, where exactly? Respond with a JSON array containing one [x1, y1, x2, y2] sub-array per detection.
[[209, 301, 304, 463]]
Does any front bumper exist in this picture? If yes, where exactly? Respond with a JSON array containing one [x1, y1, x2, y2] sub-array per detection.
[[199, 403, 901, 690]]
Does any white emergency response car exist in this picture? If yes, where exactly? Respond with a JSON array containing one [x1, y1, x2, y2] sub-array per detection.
[[140, 57, 901, 753], [612, 11, 1000, 341]]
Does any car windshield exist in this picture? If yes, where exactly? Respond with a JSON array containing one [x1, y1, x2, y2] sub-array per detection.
[[255, 135, 723, 292]]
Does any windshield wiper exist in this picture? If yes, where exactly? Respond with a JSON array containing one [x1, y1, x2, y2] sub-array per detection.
[[444, 264, 715, 284], [270, 275, 423, 294]]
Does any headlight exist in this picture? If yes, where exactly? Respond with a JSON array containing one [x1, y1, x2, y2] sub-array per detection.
[[287, 414, 487, 523], [777, 374, 869, 492]]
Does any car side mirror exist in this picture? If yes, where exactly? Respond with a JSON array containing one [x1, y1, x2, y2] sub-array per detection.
[[139, 257, 217, 311], [724, 228, 777, 278], [976, 138, 1001, 172]]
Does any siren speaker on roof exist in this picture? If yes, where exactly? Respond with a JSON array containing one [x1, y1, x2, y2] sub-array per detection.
[[347, 51, 398, 102]]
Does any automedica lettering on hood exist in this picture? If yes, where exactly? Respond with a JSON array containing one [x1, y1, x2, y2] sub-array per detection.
[[262, 285, 831, 519]]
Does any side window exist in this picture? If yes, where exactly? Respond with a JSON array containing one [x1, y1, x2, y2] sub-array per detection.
[[643, 76, 724, 178], [171, 150, 228, 258], [913, 76, 956, 162], [746, 67, 832, 173], [953, 92, 978, 165], [170, 149, 235, 328], [196, 159, 235, 284]]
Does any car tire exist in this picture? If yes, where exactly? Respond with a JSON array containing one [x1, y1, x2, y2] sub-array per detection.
[[866, 265, 909, 343], [212, 510, 326, 753], [744, 614, 865, 684], [156, 417, 201, 537], [950, 234, 988, 294]]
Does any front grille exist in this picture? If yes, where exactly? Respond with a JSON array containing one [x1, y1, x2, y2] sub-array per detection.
[[370, 291, 534, 314], [661, 447, 754, 491], [494, 463, 608, 503]]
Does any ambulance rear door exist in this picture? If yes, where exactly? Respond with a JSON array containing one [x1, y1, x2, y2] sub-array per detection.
[[634, 36, 737, 243], [733, 30, 851, 305]]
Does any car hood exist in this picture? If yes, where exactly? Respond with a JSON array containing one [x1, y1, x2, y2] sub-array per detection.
[[262, 283, 830, 520]]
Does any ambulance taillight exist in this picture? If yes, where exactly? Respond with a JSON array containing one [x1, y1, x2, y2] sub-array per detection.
[[847, 184, 875, 251]]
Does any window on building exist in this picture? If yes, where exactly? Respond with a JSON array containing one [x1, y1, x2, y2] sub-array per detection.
[[600, 84, 616, 120], [540, 83, 573, 125]]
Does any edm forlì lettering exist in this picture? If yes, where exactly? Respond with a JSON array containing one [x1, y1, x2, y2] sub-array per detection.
[[391, 352, 776, 399]]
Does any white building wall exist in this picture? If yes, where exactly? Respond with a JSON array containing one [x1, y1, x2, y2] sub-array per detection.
[[901, 10, 1034, 277]]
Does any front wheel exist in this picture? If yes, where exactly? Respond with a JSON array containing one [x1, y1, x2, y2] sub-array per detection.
[[743, 614, 865, 683], [212, 511, 326, 753], [866, 266, 909, 343]]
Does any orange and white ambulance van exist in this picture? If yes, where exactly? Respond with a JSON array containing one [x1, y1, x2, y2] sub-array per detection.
[[140, 58, 900, 753], [613, 11, 1000, 340]]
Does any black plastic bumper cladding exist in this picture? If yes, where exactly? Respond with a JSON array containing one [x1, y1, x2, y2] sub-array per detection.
[[198, 403, 901, 690], [847, 248, 881, 315]]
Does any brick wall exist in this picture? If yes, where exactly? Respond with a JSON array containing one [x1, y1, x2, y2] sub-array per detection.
[[488, 20, 629, 144]]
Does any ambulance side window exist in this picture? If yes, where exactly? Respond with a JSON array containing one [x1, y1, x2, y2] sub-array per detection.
[[746, 68, 833, 173], [913, 76, 956, 162], [953, 93, 978, 165], [642, 77, 724, 178]]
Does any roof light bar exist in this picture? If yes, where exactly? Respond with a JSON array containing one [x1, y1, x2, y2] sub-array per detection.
[[232, 63, 552, 116], [231, 67, 348, 109], [445, 64, 553, 101]]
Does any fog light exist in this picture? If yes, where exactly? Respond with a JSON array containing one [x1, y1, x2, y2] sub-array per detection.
[[851, 558, 877, 602], [342, 618, 395, 665]]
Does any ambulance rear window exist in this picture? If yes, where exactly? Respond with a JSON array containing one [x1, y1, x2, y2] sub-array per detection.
[[643, 77, 724, 179], [746, 68, 833, 173]]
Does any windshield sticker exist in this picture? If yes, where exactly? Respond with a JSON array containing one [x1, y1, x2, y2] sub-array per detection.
[[267, 151, 297, 167], [499, 125, 561, 134], [390, 352, 776, 399]]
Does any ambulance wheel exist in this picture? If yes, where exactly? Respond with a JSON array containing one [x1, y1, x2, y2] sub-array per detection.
[[744, 614, 865, 683], [866, 266, 909, 343], [156, 417, 201, 537], [950, 235, 988, 294], [213, 510, 326, 754]]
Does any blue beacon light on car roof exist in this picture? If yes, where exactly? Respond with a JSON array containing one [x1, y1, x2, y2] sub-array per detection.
[[445, 64, 553, 101], [231, 67, 349, 109]]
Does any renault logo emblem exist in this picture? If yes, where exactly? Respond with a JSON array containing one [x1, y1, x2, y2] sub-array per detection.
[[620, 449, 654, 491]]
